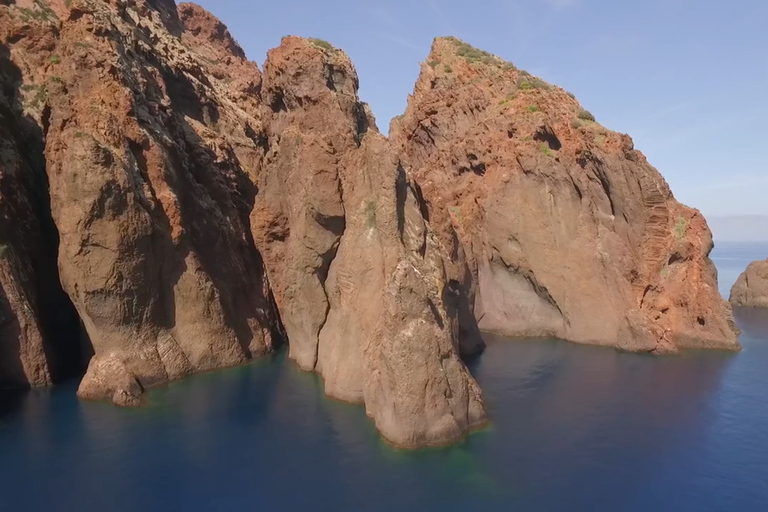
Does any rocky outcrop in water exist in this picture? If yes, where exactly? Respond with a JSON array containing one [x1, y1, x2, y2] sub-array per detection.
[[251, 37, 484, 446], [0, 0, 483, 447], [390, 37, 739, 354], [730, 259, 768, 308], [0, 0, 739, 446]]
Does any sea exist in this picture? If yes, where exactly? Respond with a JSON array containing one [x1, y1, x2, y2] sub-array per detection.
[[1, 241, 767, 512]]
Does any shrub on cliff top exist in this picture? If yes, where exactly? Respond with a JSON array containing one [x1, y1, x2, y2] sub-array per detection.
[[444, 37, 514, 69], [578, 109, 596, 122], [517, 71, 551, 91], [309, 38, 336, 53]]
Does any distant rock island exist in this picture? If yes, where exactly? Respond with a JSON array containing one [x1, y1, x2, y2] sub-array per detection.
[[730, 259, 768, 308], [0, 0, 739, 448]]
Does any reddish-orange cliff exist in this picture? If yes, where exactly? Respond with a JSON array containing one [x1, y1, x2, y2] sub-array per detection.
[[0, 2, 739, 448], [251, 37, 484, 447], [390, 37, 739, 354], [1, 0, 86, 388]]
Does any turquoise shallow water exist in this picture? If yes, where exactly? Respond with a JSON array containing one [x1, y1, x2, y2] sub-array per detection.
[[1, 242, 767, 511]]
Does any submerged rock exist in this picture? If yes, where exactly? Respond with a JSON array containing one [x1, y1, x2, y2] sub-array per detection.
[[730, 259, 768, 308]]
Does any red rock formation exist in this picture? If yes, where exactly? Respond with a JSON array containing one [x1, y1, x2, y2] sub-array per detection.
[[1, 1, 85, 387], [0, 1, 484, 446], [0, 105, 52, 388], [251, 37, 485, 447], [41, 0, 280, 405], [390, 37, 739, 354], [730, 259, 768, 308], [0, 2, 741, 448]]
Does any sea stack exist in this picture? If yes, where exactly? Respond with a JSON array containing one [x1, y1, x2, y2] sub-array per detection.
[[730, 259, 768, 308]]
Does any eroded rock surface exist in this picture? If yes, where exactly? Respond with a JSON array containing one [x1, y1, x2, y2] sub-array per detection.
[[730, 259, 768, 308], [391, 37, 739, 353], [251, 37, 485, 447], [41, 0, 281, 404], [0, 105, 51, 387], [1, 2, 84, 387]]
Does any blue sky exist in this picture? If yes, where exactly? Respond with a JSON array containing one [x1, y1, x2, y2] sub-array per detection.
[[196, 0, 768, 218]]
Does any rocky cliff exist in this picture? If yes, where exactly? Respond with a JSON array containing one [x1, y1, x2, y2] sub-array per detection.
[[40, 0, 284, 407], [1, 0, 86, 388], [251, 37, 484, 446], [0, 0, 483, 447], [0, 0, 738, 448], [390, 37, 739, 354], [730, 259, 768, 308]]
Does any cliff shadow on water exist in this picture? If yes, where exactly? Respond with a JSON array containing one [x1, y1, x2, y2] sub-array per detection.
[[0, 41, 92, 386]]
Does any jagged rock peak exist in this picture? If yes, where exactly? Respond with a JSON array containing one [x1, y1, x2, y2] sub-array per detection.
[[179, 2, 247, 60], [262, 36, 360, 109]]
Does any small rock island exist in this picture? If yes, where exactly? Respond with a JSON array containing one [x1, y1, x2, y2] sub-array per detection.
[[730, 259, 768, 308]]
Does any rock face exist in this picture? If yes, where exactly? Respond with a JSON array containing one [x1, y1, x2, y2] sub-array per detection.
[[251, 37, 485, 447], [730, 259, 768, 308], [41, 0, 282, 405], [0, 1, 484, 447], [1, 1, 85, 388], [390, 37, 739, 354], [0, 1, 741, 447], [0, 93, 51, 388]]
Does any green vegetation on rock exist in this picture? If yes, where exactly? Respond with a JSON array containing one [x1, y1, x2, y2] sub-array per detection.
[[674, 216, 688, 239], [517, 71, 551, 91], [365, 200, 377, 228], [444, 37, 514, 69], [578, 109, 596, 122], [309, 38, 336, 53]]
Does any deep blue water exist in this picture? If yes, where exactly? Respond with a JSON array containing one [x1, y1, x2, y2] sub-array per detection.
[[1, 242, 767, 512]]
